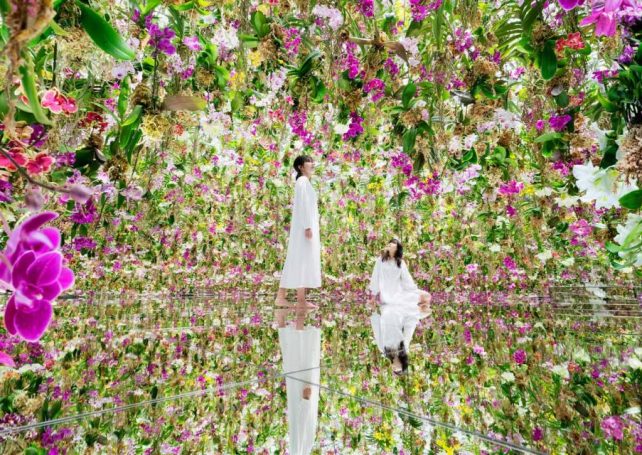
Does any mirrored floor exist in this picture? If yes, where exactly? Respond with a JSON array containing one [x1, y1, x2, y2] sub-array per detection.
[[0, 289, 640, 454]]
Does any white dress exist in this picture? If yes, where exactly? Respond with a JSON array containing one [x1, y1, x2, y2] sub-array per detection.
[[280, 176, 321, 289], [369, 258, 427, 351], [368, 257, 423, 306], [278, 326, 321, 455]]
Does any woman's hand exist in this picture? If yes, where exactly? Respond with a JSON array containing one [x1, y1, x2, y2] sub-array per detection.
[[305, 228, 313, 239]]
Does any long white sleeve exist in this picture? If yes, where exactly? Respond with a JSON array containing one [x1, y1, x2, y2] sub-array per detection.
[[295, 177, 314, 230], [400, 261, 419, 292], [369, 258, 380, 295]]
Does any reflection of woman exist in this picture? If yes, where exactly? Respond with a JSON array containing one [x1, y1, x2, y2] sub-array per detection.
[[369, 239, 431, 374], [276, 155, 321, 308], [278, 323, 321, 455]]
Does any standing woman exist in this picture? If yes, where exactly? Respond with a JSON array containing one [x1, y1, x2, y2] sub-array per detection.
[[276, 155, 321, 308]]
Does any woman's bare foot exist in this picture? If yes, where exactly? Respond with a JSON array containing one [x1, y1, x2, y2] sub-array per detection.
[[275, 297, 293, 307], [302, 386, 312, 400], [275, 309, 288, 328]]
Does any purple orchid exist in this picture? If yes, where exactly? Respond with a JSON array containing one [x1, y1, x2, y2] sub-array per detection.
[[580, 0, 632, 37], [1, 212, 74, 342], [557, 0, 584, 11]]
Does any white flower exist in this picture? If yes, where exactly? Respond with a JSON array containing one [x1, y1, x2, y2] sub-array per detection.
[[536, 250, 553, 262], [613, 214, 642, 266], [572, 162, 638, 209], [501, 371, 515, 383], [333, 122, 349, 135], [211, 26, 239, 53], [628, 356, 642, 370], [463, 134, 478, 149], [560, 257, 575, 267], [535, 187, 554, 197], [489, 244, 501, 252], [311, 5, 344, 30], [573, 349, 590, 363], [399, 37, 420, 66], [555, 194, 580, 208], [551, 364, 570, 380]]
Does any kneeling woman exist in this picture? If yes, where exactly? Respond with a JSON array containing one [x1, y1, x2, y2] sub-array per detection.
[[369, 239, 431, 374]]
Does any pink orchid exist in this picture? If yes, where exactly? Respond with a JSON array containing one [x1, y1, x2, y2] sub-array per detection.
[[41, 89, 64, 114], [580, 0, 630, 37], [26, 152, 55, 175]]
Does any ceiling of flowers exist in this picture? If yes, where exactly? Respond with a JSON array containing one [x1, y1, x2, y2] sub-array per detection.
[[0, 0, 641, 293]]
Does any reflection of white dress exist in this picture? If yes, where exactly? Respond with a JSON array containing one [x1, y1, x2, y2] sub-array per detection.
[[369, 258, 427, 351], [278, 326, 321, 455], [280, 176, 321, 289]]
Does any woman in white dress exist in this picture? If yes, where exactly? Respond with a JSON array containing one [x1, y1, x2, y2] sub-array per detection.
[[369, 239, 431, 374], [275, 155, 321, 308]]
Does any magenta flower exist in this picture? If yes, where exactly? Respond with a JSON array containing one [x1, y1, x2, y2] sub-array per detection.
[[513, 349, 527, 364], [532, 427, 544, 441], [601, 416, 625, 441], [570, 219, 593, 237], [363, 78, 385, 102], [558, 0, 584, 11], [498, 180, 524, 196], [358, 0, 374, 17], [503, 256, 517, 271], [343, 112, 364, 141], [549, 114, 572, 132], [580, 0, 629, 37], [1, 212, 74, 342]]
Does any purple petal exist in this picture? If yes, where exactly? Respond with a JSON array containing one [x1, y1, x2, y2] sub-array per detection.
[[58, 268, 75, 291], [558, 0, 580, 10], [4, 296, 17, 335], [595, 14, 617, 36], [580, 13, 599, 26], [29, 228, 61, 251], [41, 282, 63, 301], [604, 0, 623, 12], [11, 251, 36, 288], [5, 212, 58, 254], [26, 252, 62, 286], [13, 299, 52, 341], [0, 351, 15, 368]]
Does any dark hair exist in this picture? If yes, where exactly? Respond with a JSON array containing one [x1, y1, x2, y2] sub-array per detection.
[[293, 155, 313, 180], [381, 238, 403, 268], [384, 341, 409, 374]]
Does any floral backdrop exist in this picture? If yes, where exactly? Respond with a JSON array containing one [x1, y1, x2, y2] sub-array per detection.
[[0, 0, 641, 453]]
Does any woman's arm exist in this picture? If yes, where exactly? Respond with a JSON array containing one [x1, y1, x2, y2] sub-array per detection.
[[400, 260, 419, 292]]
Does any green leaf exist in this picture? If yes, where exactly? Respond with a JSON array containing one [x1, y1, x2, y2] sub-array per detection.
[[142, 0, 163, 15], [619, 189, 642, 210], [402, 82, 416, 109], [238, 33, 259, 48], [605, 242, 621, 253], [49, 20, 70, 37], [538, 41, 557, 80], [534, 132, 562, 143], [311, 78, 327, 103], [0, 0, 9, 16], [402, 128, 417, 154], [17, 62, 51, 125], [75, 1, 135, 60], [122, 105, 142, 127], [251, 11, 270, 38], [118, 75, 130, 119]]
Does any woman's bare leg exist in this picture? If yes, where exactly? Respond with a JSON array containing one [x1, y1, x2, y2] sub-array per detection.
[[275, 288, 291, 307]]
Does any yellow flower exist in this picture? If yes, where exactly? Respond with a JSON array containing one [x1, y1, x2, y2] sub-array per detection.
[[229, 71, 246, 91], [523, 184, 535, 195], [256, 3, 270, 15], [248, 50, 264, 68]]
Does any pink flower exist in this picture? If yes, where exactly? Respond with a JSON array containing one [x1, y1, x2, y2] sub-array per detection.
[[1, 212, 74, 342], [601, 416, 625, 441], [41, 89, 77, 115], [580, 0, 629, 37], [558, 0, 584, 11], [182, 36, 202, 52], [570, 219, 593, 237], [26, 152, 54, 175], [513, 349, 527, 364], [498, 180, 524, 196]]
